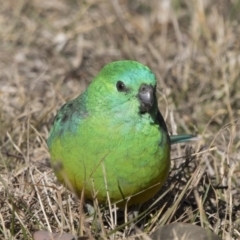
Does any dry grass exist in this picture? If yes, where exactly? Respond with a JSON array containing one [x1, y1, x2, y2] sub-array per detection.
[[0, 0, 240, 239]]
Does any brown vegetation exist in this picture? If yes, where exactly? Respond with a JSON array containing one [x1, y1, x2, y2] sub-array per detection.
[[0, 0, 240, 239]]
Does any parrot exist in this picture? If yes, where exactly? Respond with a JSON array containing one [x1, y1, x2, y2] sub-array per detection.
[[47, 60, 195, 207]]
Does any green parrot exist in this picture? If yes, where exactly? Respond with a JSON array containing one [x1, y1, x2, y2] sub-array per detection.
[[48, 60, 194, 207]]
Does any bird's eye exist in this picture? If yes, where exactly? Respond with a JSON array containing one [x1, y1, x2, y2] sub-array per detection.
[[116, 81, 127, 92]]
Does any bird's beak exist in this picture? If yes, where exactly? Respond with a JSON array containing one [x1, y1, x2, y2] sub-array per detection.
[[138, 84, 155, 113]]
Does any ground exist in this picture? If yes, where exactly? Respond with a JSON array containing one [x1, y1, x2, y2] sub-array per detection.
[[0, 0, 240, 239]]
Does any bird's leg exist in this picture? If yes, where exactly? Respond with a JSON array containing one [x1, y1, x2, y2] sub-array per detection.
[[84, 200, 104, 235], [126, 204, 142, 236], [85, 201, 95, 216], [127, 205, 140, 222]]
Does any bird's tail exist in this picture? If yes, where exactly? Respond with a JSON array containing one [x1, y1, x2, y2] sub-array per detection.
[[170, 134, 199, 145]]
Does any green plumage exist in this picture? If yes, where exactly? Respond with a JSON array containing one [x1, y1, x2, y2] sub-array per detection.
[[48, 60, 194, 206]]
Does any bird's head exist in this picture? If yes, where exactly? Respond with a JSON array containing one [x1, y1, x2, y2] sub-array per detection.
[[86, 61, 158, 119]]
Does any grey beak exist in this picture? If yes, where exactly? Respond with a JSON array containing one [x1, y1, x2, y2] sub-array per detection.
[[138, 84, 155, 113]]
